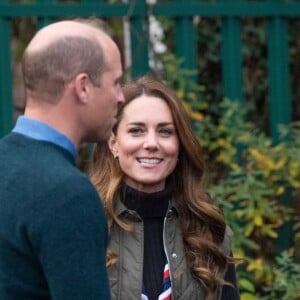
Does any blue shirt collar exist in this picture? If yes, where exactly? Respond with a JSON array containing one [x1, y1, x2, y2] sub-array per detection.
[[12, 116, 77, 159]]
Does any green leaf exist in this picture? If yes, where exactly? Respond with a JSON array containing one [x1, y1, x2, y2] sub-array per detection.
[[239, 278, 256, 293], [241, 292, 258, 300]]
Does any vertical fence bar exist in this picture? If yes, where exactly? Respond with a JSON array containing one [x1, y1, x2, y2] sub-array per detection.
[[267, 0, 292, 253], [0, 13, 13, 138], [220, 0, 243, 102], [174, 0, 198, 84], [38, 0, 56, 28], [129, 0, 149, 79], [267, 5, 291, 142]]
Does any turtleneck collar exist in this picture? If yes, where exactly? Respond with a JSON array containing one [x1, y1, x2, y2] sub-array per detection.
[[121, 182, 173, 219]]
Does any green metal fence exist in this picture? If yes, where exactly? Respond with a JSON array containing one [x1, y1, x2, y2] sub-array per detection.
[[0, 0, 299, 142]]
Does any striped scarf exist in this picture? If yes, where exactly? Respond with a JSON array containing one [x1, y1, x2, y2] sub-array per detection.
[[142, 263, 172, 300]]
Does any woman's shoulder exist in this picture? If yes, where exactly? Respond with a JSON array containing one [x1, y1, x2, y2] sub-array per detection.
[[222, 225, 233, 255]]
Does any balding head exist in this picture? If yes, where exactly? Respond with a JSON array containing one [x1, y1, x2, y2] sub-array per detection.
[[22, 19, 116, 103]]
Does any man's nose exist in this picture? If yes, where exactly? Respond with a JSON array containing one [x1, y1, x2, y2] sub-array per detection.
[[117, 86, 125, 105]]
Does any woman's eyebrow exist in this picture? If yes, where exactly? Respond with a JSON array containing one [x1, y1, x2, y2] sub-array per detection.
[[126, 122, 145, 126]]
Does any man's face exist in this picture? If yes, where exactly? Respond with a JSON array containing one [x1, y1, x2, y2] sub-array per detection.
[[87, 42, 124, 142]]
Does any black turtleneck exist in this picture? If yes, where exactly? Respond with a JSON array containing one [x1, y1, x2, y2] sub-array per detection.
[[121, 184, 172, 300]]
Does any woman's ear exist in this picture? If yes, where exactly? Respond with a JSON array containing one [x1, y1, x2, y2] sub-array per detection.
[[108, 133, 118, 159]]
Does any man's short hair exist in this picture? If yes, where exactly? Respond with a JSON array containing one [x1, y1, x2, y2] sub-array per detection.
[[22, 31, 106, 103]]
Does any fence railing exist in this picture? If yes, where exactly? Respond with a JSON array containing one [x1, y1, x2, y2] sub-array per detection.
[[0, 0, 299, 144]]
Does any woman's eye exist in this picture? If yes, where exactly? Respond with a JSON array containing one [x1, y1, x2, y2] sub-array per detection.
[[128, 128, 143, 134], [160, 128, 173, 136]]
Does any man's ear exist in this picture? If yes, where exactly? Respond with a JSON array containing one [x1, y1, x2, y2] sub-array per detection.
[[108, 133, 118, 158], [74, 73, 89, 104]]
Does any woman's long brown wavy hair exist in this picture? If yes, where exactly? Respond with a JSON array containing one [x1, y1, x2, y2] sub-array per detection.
[[89, 76, 232, 299]]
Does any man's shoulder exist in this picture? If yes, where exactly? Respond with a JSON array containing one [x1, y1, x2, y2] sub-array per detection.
[[0, 132, 19, 148]]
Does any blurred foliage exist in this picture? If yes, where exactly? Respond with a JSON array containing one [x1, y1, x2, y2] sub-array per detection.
[[261, 250, 300, 300]]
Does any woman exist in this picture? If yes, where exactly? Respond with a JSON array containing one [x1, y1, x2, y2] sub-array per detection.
[[90, 76, 240, 300]]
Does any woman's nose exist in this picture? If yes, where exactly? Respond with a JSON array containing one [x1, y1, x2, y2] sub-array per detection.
[[143, 132, 158, 149]]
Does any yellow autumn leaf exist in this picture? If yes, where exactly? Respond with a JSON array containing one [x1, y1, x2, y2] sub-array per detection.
[[254, 215, 263, 227], [288, 161, 300, 178], [230, 163, 239, 170], [227, 145, 237, 155], [276, 186, 285, 195], [273, 157, 287, 170], [244, 222, 255, 237], [263, 226, 278, 238], [247, 258, 263, 272], [233, 248, 245, 259], [176, 88, 184, 98], [289, 178, 300, 188], [187, 92, 197, 101], [190, 111, 204, 121], [239, 132, 250, 143], [182, 101, 191, 113], [216, 152, 232, 164], [249, 149, 275, 170], [217, 138, 225, 146], [182, 102, 204, 121]]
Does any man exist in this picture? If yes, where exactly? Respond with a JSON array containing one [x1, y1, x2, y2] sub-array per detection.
[[0, 19, 124, 299]]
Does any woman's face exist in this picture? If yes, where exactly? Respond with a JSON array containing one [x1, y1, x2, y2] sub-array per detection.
[[109, 95, 180, 193]]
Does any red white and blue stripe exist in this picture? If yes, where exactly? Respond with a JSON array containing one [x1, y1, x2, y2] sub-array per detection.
[[141, 263, 172, 300]]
